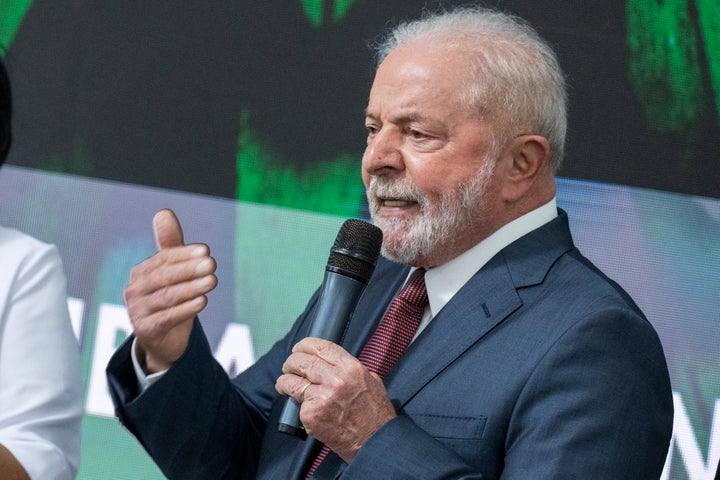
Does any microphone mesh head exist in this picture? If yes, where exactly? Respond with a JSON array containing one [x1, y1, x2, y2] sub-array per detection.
[[328, 219, 383, 283]]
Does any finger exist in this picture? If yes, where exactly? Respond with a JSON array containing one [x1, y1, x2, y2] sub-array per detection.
[[153, 208, 185, 250], [282, 343, 365, 392], [281, 350, 319, 378], [128, 248, 215, 292], [132, 293, 209, 336], [128, 273, 216, 317], [292, 337, 347, 366], [275, 373, 313, 402], [124, 257, 215, 320]]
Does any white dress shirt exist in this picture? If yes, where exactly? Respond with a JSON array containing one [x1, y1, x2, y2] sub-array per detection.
[[0, 226, 82, 479]]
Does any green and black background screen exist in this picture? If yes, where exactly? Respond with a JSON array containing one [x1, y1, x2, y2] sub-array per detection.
[[0, 1, 718, 478]]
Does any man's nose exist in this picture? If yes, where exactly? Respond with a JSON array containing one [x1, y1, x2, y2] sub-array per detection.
[[362, 129, 405, 176]]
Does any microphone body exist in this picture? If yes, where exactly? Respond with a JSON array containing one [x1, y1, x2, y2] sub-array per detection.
[[277, 219, 382, 437], [303, 271, 369, 341]]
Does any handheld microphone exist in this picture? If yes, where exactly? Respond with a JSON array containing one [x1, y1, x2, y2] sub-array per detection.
[[277, 219, 383, 437]]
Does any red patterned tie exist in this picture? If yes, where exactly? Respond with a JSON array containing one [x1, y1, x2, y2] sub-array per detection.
[[305, 268, 428, 478]]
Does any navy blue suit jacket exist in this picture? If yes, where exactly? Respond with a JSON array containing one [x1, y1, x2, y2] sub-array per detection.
[[107, 211, 673, 479]]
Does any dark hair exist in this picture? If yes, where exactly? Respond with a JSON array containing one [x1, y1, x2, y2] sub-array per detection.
[[0, 52, 12, 166]]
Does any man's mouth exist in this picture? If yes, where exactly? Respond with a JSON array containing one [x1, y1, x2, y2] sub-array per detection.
[[381, 198, 416, 207]]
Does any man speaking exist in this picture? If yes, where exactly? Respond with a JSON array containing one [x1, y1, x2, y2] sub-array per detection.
[[107, 6, 673, 479]]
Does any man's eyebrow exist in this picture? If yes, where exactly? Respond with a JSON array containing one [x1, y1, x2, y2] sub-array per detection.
[[364, 110, 424, 124]]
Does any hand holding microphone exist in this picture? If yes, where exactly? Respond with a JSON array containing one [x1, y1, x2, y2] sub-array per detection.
[[276, 220, 386, 454]]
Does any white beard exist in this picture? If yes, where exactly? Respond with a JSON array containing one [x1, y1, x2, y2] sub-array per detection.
[[366, 159, 495, 265]]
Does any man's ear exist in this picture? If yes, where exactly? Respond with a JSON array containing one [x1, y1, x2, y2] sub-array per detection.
[[500, 134, 551, 202]]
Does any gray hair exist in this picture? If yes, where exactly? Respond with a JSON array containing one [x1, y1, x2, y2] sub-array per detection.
[[374, 6, 568, 172]]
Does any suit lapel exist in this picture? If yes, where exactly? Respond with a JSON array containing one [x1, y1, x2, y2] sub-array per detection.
[[383, 254, 522, 405], [382, 211, 576, 407]]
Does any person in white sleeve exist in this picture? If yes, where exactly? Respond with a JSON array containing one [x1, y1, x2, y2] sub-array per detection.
[[0, 54, 82, 479]]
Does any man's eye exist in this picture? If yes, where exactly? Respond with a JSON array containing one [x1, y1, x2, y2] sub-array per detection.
[[410, 129, 427, 139]]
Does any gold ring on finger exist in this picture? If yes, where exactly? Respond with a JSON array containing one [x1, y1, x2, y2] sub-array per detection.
[[299, 381, 312, 403]]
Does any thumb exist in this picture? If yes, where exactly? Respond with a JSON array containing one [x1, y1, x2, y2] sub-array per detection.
[[153, 209, 185, 250]]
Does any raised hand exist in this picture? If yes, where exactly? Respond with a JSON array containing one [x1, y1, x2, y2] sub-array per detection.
[[124, 209, 217, 373]]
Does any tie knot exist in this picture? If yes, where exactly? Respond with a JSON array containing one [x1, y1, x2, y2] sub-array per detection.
[[398, 268, 428, 308]]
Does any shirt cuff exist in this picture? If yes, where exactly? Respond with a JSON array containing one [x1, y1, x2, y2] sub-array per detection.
[[131, 339, 167, 392]]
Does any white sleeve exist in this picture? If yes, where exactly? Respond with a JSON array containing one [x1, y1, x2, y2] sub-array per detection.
[[131, 339, 168, 391], [0, 242, 82, 480]]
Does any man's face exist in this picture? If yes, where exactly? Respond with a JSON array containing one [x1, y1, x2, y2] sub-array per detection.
[[362, 42, 501, 267]]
